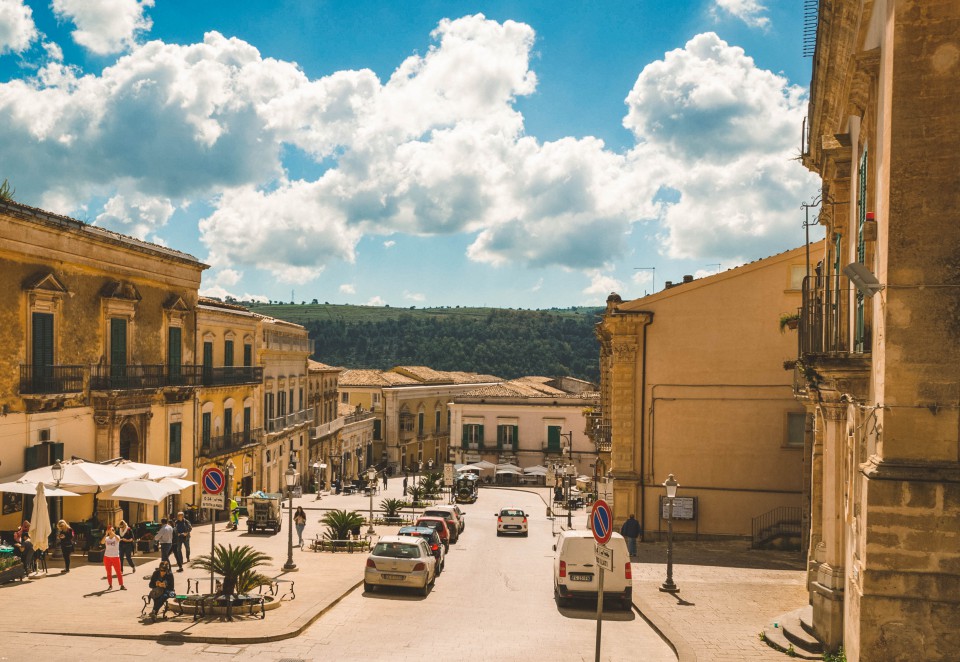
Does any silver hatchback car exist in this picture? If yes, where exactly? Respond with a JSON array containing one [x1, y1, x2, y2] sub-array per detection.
[[364, 535, 437, 596]]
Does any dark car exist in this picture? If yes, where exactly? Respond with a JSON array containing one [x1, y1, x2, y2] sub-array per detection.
[[414, 517, 451, 553], [398, 526, 445, 573]]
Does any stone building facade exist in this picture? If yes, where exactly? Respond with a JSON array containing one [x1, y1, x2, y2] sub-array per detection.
[[594, 245, 816, 539], [798, 1, 960, 659]]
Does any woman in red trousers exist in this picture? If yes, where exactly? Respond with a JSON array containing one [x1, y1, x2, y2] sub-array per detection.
[[101, 526, 125, 590]]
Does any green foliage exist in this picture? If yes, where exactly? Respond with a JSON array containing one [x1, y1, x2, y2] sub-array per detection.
[[321, 509, 365, 540], [380, 498, 406, 518], [419, 473, 441, 497], [0, 178, 14, 201], [407, 486, 424, 503], [247, 304, 603, 382], [189, 544, 272, 597], [823, 647, 846, 662]]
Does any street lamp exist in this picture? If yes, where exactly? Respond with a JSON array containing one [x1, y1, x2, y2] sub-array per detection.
[[660, 473, 679, 593], [283, 463, 298, 572], [366, 467, 377, 535], [312, 462, 323, 501], [51, 460, 65, 559], [565, 463, 575, 529]]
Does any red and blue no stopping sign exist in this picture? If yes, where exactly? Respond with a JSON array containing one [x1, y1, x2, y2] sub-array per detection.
[[202, 467, 225, 494], [591, 499, 613, 545]]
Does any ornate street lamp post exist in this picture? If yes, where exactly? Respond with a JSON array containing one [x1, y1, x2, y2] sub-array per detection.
[[51, 460, 65, 559], [366, 467, 377, 535], [283, 463, 298, 571], [660, 474, 679, 593]]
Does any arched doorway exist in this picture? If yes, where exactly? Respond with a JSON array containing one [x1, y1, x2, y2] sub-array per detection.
[[118, 423, 140, 523]]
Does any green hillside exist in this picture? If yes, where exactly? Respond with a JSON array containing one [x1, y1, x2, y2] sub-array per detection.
[[247, 303, 603, 382]]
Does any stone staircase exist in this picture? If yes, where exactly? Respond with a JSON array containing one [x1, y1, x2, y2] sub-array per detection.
[[762, 605, 824, 659]]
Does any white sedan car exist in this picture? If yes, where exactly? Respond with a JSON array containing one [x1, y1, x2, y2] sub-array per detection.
[[496, 508, 529, 536], [364, 535, 437, 596]]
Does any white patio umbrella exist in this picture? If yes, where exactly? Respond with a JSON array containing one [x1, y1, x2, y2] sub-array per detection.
[[8, 460, 147, 493], [0, 481, 79, 497], [157, 477, 196, 492], [495, 463, 522, 472], [472, 460, 496, 470], [30, 483, 52, 553], [103, 460, 188, 481], [523, 465, 548, 474], [457, 464, 484, 473], [495, 468, 523, 475], [102, 479, 177, 505]]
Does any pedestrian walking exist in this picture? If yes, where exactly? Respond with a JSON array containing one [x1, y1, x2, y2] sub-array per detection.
[[228, 497, 240, 530], [620, 513, 641, 557], [402, 476, 408, 496], [13, 520, 34, 574], [156, 518, 174, 565], [101, 526, 125, 590], [117, 520, 136, 572], [382, 473, 388, 489], [56, 520, 74, 573], [294, 506, 307, 548], [172, 511, 191, 571]]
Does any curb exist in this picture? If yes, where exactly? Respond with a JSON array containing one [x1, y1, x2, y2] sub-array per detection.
[[632, 593, 697, 662]]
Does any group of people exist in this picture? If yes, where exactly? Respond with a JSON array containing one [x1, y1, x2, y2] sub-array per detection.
[[152, 511, 193, 571]]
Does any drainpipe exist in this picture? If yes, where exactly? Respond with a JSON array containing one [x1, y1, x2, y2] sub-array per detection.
[[639, 319, 649, 540]]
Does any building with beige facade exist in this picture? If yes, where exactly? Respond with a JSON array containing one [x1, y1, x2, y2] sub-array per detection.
[[0, 199, 206, 529], [448, 377, 598, 479], [306, 360, 343, 489], [793, 1, 960, 659], [338, 366, 500, 475], [594, 244, 818, 542]]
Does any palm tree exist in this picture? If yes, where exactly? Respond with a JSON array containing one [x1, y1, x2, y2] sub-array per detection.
[[407, 486, 425, 504], [321, 509, 365, 540], [189, 544, 273, 597], [380, 498, 405, 519], [419, 473, 441, 498]]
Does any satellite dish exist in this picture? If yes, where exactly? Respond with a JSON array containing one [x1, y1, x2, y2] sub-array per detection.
[[842, 263, 884, 298]]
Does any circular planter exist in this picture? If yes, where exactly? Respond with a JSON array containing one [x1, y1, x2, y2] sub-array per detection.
[[168, 594, 278, 616]]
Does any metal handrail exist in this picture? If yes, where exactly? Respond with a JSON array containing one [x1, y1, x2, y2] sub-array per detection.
[[19, 365, 86, 394], [800, 278, 855, 356], [200, 428, 263, 458], [751, 506, 802, 549]]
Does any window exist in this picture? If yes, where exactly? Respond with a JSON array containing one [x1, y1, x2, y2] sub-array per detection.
[[169, 422, 182, 464], [32, 312, 54, 384], [110, 317, 127, 375], [244, 406, 252, 440], [341, 392, 349, 404], [497, 424, 518, 450], [224, 340, 234, 367], [462, 423, 484, 449], [299, 387, 303, 411], [372, 393, 381, 405], [789, 266, 806, 291], [289, 388, 294, 413], [373, 419, 382, 440], [243, 343, 252, 367], [224, 407, 233, 438], [418, 412, 425, 436], [547, 425, 561, 451], [202, 341, 213, 384], [201, 413, 211, 448], [786, 412, 807, 448], [167, 327, 182, 379], [855, 145, 869, 353], [279, 391, 286, 417], [265, 392, 275, 421], [435, 410, 441, 433]]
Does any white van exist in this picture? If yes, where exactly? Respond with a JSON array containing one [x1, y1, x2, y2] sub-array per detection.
[[553, 530, 632, 610]]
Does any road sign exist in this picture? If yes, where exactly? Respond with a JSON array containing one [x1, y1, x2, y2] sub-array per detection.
[[591, 499, 613, 545], [595, 543, 613, 571], [202, 467, 226, 495], [444, 463, 454, 487], [201, 493, 225, 509]]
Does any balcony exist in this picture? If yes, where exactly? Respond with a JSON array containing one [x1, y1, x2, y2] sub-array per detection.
[[266, 408, 313, 434], [585, 408, 612, 452], [19, 365, 86, 395], [197, 365, 263, 387], [91, 364, 174, 390], [542, 444, 564, 455], [200, 428, 263, 458]]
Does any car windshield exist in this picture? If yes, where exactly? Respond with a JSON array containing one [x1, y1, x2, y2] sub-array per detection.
[[501, 509, 524, 517], [417, 520, 445, 533], [373, 543, 421, 559], [425, 511, 452, 519]]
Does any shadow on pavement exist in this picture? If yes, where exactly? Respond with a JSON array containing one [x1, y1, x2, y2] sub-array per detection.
[[556, 603, 636, 622], [635, 540, 804, 571]]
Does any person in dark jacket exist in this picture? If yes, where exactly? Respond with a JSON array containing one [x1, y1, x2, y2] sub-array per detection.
[[117, 520, 136, 572], [56, 520, 75, 573], [620, 514, 641, 557], [147, 561, 175, 619]]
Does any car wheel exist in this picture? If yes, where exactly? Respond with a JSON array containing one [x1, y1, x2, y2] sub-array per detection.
[[364, 582, 373, 593], [420, 581, 430, 597], [496, 531, 502, 537], [523, 531, 529, 537]]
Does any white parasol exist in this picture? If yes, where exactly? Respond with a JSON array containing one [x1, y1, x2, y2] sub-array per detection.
[[0, 481, 79, 497], [103, 460, 188, 481], [495, 463, 522, 472], [157, 477, 196, 492], [472, 460, 496, 470], [523, 465, 548, 474], [102, 479, 177, 505], [457, 464, 484, 473], [30, 483, 52, 553], [6, 460, 147, 493]]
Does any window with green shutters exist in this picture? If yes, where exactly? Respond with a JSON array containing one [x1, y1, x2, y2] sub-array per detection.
[[168, 326, 182, 381], [462, 424, 484, 449], [224, 407, 233, 438], [373, 419, 382, 440], [243, 406, 252, 442], [224, 340, 234, 367], [243, 343, 253, 367], [435, 410, 441, 432], [110, 318, 127, 380], [418, 412, 425, 436], [202, 341, 213, 384], [202, 412, 211, 448], [497, 425, 518, 450], [32, 312, 54, 385], [547, 425, 561, 451], [855, 145, 868, 353], [169, 422, 182, 464]]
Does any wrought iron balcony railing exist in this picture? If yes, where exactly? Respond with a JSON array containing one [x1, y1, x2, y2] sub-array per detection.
[[266, 408, 313, 433], [800, 281, 858, 356], [91, 364, 263, 390], [19, 365, 86, 395], [200, 428, 263, 458]]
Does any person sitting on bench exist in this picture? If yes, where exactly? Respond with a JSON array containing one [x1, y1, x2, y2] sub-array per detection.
[[147, 561, 175, 619]]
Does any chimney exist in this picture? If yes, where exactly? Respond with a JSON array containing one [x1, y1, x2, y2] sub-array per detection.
[[682, 275, 693, 283], [664, 281, 673, 289]]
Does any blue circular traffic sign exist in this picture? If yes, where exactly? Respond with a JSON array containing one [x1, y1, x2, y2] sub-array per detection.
[[591, 499, 613, 545], [202, 467, 225, 494]]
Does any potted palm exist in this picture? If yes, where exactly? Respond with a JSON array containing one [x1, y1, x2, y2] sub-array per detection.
[[320, 509, 366, 551], [380, 498, 406, 524], [189, 544, 273, 620]]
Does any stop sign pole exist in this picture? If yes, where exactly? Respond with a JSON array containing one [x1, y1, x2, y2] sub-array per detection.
[[591, 500, 613, 662]]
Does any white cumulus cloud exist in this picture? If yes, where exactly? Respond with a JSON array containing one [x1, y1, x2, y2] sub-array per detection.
[[0, 0, 36, 54], [366, 295, 386, 306], [95, 191, 174, 240], [339, 283, 356, 295], [51, 0, 154, 55], [712, 0, 770, 29], [403, 290, 425, 302], [582, 270, 624, 303], [383, 240, 395, 248]]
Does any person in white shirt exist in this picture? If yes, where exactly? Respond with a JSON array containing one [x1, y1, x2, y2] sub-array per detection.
[[100, 526, 125, 590], [155, 518, 174, 566]]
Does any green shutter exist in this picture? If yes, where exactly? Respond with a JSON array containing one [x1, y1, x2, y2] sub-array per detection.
[[418, 412, 424, 435], [477, 425, 484, 450], [497, 425, 504, 449], [548, 426, 560, 450], [168, 327, 182, 383], [110, 318, 127, 379], [512, 425, 519, 450], [169, 423, 182, 464], [202, 412, 211, 446], [32, 312, 54, 371], [243, 343, 252, 367], [461, 425, 469, 449], [224, 408, 233, 438], [373, 419, 382, 441], [24, 445, 44, 470], [224, 340, 234, 367]]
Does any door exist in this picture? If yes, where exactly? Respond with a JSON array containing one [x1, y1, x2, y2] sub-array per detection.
[[168, 326, 182, 384], [110, 318, 127, 386], [31, 312, 54, 391]]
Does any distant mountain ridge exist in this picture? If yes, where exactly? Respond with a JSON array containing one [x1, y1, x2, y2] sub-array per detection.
[[247, 303, 602, 382]]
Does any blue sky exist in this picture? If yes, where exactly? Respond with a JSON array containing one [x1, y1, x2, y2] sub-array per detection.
[[0, 0, 822, 307]]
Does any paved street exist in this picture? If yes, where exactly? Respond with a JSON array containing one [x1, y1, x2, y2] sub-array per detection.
[[0, 483, 808, 661]]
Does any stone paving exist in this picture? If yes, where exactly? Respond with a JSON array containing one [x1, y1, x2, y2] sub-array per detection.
[[0, 482, 811, 661]]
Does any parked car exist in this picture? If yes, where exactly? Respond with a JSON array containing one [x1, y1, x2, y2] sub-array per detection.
[[553, 530, 632, 610], [422, 506, 461, 540], [496, 508, 529, 536], [414, 517, 451, 552], [397, 526, 445, 573], [364, 535, 437, 596]]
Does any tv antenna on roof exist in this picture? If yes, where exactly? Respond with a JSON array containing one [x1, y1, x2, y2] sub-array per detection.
[[633, 267, 656, 296]]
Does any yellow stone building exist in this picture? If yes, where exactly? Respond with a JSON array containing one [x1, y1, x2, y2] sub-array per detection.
[[306, 360, 343, 489], [194, 298, 263, 507], [0, 200, 206, 528], [797, 1, 960, 658], [594, 245, 817, 540]]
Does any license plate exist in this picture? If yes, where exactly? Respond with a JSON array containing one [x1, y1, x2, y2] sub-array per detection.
[[570, 573, 593, 582], [505, 525, 519, 529], [382, 574, 405, 580]]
